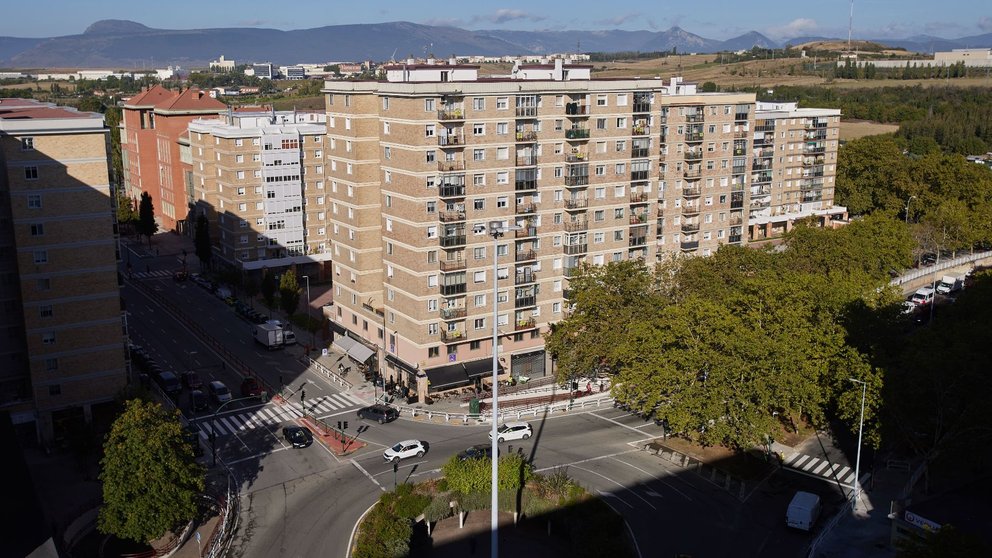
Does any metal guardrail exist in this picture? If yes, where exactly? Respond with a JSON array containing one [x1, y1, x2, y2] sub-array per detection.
[[385, 395, 616, 425], [307, 356, 353, 390], [889, 250, 992, 287]]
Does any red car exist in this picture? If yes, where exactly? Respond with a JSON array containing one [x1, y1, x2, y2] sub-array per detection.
[[241, 377, 264, 397]]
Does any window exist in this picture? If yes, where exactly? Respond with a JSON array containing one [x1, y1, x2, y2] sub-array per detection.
[[616, 140, 626, 152], [474, 247, 486, 260], [595, 166, 606, 177], [496, 147, 509, 160], [496, 196, 508, 208], [428, 347, 440, 358], [42, 332, 56, 345], [594, 187, 606, 199], [426, 150, 436, 163], [21, 137, 34, 151], [473, 97, 485, 110], [474, 199, 485, 210], [614, 208, 625, 219], [596, 118, 607, 130], [383, 121, 390, 134], [45, 358, 58, 371], [474, 270, 486, 283], [496, 122, 509, 135], [28, 194, 41, 208], [616, 117, 627, 128], [497, 172, 509, 185], [593, 232, 605, 244], [496, 97, 508, 110], [384, 146, 391, 160], [30, 224, 44, 236], [596, 95, 608, 106], [617, 93, 628, 106], [470, 340, 481, 350], [425, 98, 436, 111], [428, 275, 438, 288], [474, 318, 486, 330], [39, 305, 53, 318], [33, 250, 48, 264], [382, 96, 390, 110], [25, 166, 38, 180], [615, 163, 626, 175], [553, 302, 562, 314], [473, 149, 485, 161], [426, 200, 436, 213], [473, 174, 486, 186], [427, 225, 437, 238], [594, 210, 605, 221], [473, 123, 485, 136]]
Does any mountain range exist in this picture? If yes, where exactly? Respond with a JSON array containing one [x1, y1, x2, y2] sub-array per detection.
[[0, 20, 989, 69]]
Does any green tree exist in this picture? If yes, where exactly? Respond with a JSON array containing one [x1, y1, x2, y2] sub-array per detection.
[[98, 399, 204, 543], [115, 188, 137, 231], [279, 269, 302, 319], [104, 106, 124, 188], [193, 214, 212, 270], [897, 523, 990, 557], [260, 269, 277, 312], [136, 191, 158, 246]]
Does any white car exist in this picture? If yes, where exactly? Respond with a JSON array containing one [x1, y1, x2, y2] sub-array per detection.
[[489, 421, 533, 443], [383, 439, 429, 463]]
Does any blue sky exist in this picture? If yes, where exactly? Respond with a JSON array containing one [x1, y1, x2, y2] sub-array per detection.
[[3, 1, 990, 40]]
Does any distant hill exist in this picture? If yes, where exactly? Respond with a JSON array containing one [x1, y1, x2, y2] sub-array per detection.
[[0, 20, 988, 69]]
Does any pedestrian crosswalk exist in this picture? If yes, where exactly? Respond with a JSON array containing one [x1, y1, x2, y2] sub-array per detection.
[[130, 269, 173, 279], [782, 452, 857, 487], [195, 392, 366, 439]]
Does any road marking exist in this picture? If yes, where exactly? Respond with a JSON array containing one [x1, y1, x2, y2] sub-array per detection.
[[371, 459, 429, 478], [226, 445, 292, 465], [533, 449, 640, 473], [589, 412, 658, 436], [610, 456, 693, 501], [572, 464, 655, 510], [351, 460, 384, 491], [596, 490, 633, 508], [317, 408, 359, 420]]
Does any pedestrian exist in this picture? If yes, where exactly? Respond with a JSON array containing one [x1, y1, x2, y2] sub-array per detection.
[[586, 381, 592, 394], [599, 380, 604, 392]]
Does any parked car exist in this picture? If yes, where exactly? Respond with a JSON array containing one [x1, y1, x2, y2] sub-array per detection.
[[910, 286, 936, 306], [182, 371, 203, 389], [173, 270, 188, 282], [156, 371, 182, 396], [282, 330, 297, 345], [456, 444, 499, 461], [241, 377, 264, 397], [357, 404, 399, 424], [383, 440, 429, 463], [283, 426, 314, 448], [489, 421, 533, 443], [189, 389, 209, 412], [208, 380, 232, 404]]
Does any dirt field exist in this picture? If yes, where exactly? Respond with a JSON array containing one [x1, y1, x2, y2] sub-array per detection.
[[839, 120, 900, 140]]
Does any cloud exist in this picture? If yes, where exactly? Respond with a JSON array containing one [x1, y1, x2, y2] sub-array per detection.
[[593, 13, 642, 27], [978, 17, 992, 32], [765, 18, 819, 40], [421, 17, 465, 28], [470, 9, 545, 25]]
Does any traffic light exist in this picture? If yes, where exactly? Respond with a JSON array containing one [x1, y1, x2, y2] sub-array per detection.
[[337, 421, 343, 430], [343, 421, 349, 430]]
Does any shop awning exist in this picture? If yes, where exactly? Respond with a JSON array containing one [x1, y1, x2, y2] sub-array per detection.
[[425, 359, 503, 391], [385, 354, 418, 375], [332, 335, 357, 354], [347, 342, 375, 364]]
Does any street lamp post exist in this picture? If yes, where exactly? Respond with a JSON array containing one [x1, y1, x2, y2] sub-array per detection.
[[488, 220, 519, 558], [905, 195, 917, 224], [930, 251, 941, 323], [849, 378, 867, 511], [302, 275, 313, 352], [209, 395, 264, 467]]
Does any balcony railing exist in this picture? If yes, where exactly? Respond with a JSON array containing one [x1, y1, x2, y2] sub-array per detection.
[[735, 112, 749, 122], [682, 186, 701, 197], [438, 160, 465, 172], [514, 318, 537, 331], [515, 227, 537, 238], [682, 205, 700, 216], [565, 103, 590, 116], [729, 235, 742, 243], [565, 176, 589, 187], [564, 198, 588, 210], [439, 185, 465, 197], [631, 147, 650, 158], [438, 134, 462, 146], [680, 240, 699, 251], [564, 219, 588, 232], [440, 308, 467, 320], [565, 153, 588, 163], [629, 192, 649, 203], [439, 210, 466, 222], [438, 109, 464, 121], [632, 125, 650, 136], [440, 259, 466, 272], [515, 180, 537, 191], [563, 243, 587, 255], [515, 249, 537, 262], [515, 131, 538, 142], [516, 203, 537, 215], [628, 236, 647, 247], [684, 150, 703, 161], [516, 107, 539, 118], [685, 113, 704, 123], [440, 235, 466, 248], [681, 222, 700, 233], [440, 283, 466, 296], [730, 215, 743, 226], [515, 295, 537, 308], [563, 267, 580, 278], [685, 132, 704, 142], [628, 214, 647, 225], [804, 145, 826, 155], [683, 168, 702, 179], [565, 128, 590, 140], [515, 272, 537, 285], [516, 155, 538, 166], [734, 131, 750, 139], [440, 329, 466, 342]]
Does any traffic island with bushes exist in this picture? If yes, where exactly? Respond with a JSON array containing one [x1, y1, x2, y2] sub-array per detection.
[[351, 454, 634, 558]]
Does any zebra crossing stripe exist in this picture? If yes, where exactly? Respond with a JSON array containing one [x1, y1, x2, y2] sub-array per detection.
[[219, 417, 239, 433], [834, 466, 852, 480], [801, 457, 822, 472], [207, 420, 226, 436], [811, 461, 831, 475], [839, 470, 856, 484], [200, 422, 215, 437], [258, 408, 280, 424], [343, 393, 367, 406]]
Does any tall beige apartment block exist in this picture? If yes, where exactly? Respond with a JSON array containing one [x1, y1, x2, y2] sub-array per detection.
[[187, 110, 332, 275], [749, 101, 846, 243], [322, 60, 757, 400], [0, 99, 126, 444]]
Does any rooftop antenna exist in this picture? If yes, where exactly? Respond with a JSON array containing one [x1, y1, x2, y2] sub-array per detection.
[[389, 48, 398, 63], [848, 0, 854, 52]]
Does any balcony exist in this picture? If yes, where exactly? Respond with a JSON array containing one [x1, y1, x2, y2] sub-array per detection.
[[515, 249, 537, 262], [728, 235, 742, 244], [438, 109, 465, 121], [565, 153, 588, 163], [684, 149, 703, 161], [685, 132, 704, 142], [516, 154, 538, 166], [565, 128, 590, 140], [440, 235, 466, 248], [563, 243, 587, 255], [515, 272, 537, 285], [755, 148, 774, 158], [564, 198, 588, 210], [440, 259, 466, 272], [804, 145, 826, 155], [515, 227, 537, 239], [628, 214, 647, 225], [803, 156, 825, 166], [515, 131, 538, 142], [732, 165, 747, 175], [438, 134, 462, 146], [564, 219, 588, 232], [682, 205, 700, 216], [680, 240, 700, 251], [805, 121, 828, 130], [750, 200, 771, 209], [735, 112, 749, 122], [630, 171, 649, 181], [632, 102, 651, 113], [628, 236, 647, 247], [515, 179, 538, 191], [565, 103, 590, 116], [730, 215, 744, 226], [563, 267, 580, 278], [629, 192, 649, 203], [438, 160, 465, 172], [631, 147, 649, 158], [439, 210, 466, 223], [440, 308, 467, 320], [440, 283, 467, 296], [514, 318, 537, 331], [683, 168, 702, 179], [685, 113, 704, 123], [516, 203, 537, 215], [516, 107, 539, 118], [440, 329, 466, 343], [565, 175, 589, 187], [681, 222, 700, 233], [515, 295, 537, 308], [632, 125, 650, 136], [439, 185, 465, 198], [734, 130, 750, 139], [682, 186, 701, 197]]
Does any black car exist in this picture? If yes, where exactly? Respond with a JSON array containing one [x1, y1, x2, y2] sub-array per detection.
[[456, 443, 499, 461], [183, 424, 205, 457], [182, 371, 202, 389], [189, 389, 208, 412], [156, 371, 182, 396], [357, 404, 399, 424], [283, 426, 314, 448]]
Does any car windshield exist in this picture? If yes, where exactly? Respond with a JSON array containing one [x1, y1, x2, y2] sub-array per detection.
[[498, 425, 513, 433], [217, 386, 230, 395], [390, 443, 404, 452]]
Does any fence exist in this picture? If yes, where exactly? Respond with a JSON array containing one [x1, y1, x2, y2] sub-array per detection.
[[306, 356, 353, 390], [204, 471, 240, 558], [384, 395, 616, 425], [642, 441, 751, 501], [889, 250, 992, 288]]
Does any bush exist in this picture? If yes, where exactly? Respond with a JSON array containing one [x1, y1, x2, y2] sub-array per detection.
[[423, 494, 454, 523], [352, 503, 411, 558], [442, 453, 534, 495]]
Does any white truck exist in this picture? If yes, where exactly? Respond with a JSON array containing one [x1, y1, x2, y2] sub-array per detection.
[[935, 274, 965, 295], [253, 322, 284, 350], [786, 491, 822, 532]]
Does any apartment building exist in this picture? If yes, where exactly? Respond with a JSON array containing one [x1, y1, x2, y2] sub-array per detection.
[[322, 60, 757, 400], [121, 85, 226, 233], [187, 109, 332, 276], [748, 101, 845, 244], [0, 99, 127, 444]]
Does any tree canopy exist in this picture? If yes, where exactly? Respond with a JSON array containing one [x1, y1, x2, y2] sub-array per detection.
[[98, 399, 204, 543], [136, 191, 158, 245], [279, 269, 302, 318]]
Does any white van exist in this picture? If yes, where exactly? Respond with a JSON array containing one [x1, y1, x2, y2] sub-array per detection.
[[910, 286, 935, 306], [786, 491, 821, 531], [283, 330, 297, 345]]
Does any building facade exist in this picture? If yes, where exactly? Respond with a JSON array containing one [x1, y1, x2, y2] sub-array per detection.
[[187, 110, 332, 276], [0, 99, 127, 444], [748, 101, 846, 244], [121, 85, 226, 233], [321, 60, 762, 399]]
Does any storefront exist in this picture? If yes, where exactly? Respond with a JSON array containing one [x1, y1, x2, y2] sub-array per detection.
[[510, 350, 546, 380], [424, 358, 503, 394]]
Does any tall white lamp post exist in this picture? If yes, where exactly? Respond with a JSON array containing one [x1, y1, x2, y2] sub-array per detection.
[[905, 194, 916, 224], [302, 275, 313, 351], [849, 378, 867, 511]]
